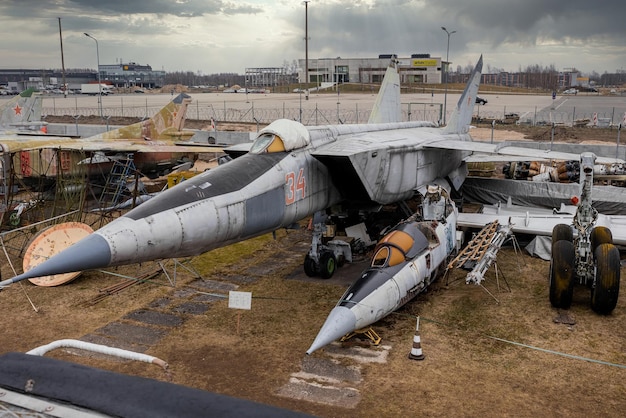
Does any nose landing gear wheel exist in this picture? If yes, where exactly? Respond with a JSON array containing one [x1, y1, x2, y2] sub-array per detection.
[[319, 251, 337, 279], [303, 254, 318, 277]]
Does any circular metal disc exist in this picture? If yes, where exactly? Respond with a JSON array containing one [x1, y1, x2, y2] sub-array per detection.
[[23, 222, 94, 287]]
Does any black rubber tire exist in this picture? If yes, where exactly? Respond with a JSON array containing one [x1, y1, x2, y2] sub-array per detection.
[[552, 224, 573, 246], [319, 251, 337, 279], [549, 240, 576, 309], [591, 243, 620, 315], [591, 226, 613, 254], [303, 254, 318, 277]]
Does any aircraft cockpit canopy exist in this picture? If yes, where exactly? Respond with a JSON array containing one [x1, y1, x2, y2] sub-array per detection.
[[250, 133, 286, 154], [371, 225, 428, 268], [251, 119, 310, 154]]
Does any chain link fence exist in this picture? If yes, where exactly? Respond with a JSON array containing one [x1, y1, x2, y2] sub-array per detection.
[[43, 98, 626, 127]]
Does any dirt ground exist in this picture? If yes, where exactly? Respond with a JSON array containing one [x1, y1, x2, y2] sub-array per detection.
[[1, 117, 624, 417]]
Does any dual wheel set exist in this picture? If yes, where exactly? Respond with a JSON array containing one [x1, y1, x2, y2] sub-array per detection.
[[550, 224, 621, 314], [303, 250, 338, 279]]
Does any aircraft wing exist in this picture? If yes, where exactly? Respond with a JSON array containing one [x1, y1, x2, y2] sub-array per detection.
[[457, 211, 626, 246], [47, 142, 225, 154], [423, 140, 624, 164]]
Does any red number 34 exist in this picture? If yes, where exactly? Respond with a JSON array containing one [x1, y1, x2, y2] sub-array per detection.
[[285, 169, 306, 205]]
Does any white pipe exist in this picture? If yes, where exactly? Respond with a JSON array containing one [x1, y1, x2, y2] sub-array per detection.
[[26, 339, 169, 371]]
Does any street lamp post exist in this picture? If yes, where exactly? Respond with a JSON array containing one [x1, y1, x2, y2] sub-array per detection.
[[84, 32, 103, 119], [303, 1, 310, 85], [441, 26, 456, 125]]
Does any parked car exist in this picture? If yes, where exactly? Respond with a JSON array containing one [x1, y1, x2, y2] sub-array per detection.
[[475, 96, 488, 105]]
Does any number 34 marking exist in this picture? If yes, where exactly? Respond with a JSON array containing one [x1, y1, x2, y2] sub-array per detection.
[[285, 169, 306, 205]]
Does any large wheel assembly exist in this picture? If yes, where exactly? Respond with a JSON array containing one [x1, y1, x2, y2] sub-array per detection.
[[319, 251, 337, 279], [549, 240, 576, 309], [591, 243, 620, 315]]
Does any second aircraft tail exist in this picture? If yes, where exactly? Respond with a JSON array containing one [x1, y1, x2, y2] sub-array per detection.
[[90, 93, 193, 141], [443, 55, 483, 135]]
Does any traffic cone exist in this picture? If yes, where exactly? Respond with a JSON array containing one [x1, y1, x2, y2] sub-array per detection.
[[408, 317, 425, 361]]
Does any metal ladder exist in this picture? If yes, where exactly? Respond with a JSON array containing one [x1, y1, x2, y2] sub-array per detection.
[[98, 154, 137, 210]]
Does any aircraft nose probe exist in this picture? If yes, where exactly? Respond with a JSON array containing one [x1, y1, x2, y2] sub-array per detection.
[[306, 306, 357, 355], [0, 234, 112, 288]]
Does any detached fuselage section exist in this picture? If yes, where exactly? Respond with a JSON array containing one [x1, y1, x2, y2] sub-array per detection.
[[307, 186, 459, 354]]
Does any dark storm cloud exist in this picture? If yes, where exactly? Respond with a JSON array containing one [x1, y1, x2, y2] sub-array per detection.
[[0, 0, 623, 73], [280, 0, 624, 72], [2, 0, 262, 18]]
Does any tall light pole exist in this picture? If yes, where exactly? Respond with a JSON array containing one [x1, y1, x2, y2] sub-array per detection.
[[84, 32, 103, 118], [441, 26, 456, 125], [58, 18, 67, 98], [303, 1, 310, 86]]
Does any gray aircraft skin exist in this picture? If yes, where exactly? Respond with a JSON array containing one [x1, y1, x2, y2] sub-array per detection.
[[1, 58, 484, 286]]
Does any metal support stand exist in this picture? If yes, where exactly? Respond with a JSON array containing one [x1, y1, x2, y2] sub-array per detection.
[[157, 258, 202, 287], [340, 327, 382, 347]]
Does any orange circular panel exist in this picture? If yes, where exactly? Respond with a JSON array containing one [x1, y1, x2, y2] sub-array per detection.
[[23, 222, 94, 287]]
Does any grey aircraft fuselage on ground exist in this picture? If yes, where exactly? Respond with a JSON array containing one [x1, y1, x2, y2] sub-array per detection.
[[0, 57, 483, 285], [307, 185, 459, 354]]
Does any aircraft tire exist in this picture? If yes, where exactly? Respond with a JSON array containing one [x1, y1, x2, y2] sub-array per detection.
[[319, 251, 337, 279], [303, 254, 318, 277], [549, 240, 576, 309], [552, 224, 573, 246], [591, 243, 620, 315], [591, 226, 613, 254]]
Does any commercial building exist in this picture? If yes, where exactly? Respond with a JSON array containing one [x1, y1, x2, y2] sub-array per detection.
[[297, 54, 445, 85], [99, 62, 166, 89], [0, 61, 166, 92]]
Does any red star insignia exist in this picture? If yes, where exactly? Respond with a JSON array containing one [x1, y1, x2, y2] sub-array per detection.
[[14, 104, 22, 115]]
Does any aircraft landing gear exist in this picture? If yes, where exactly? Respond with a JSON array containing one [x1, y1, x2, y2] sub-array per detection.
[[303, 211, 351, 279]]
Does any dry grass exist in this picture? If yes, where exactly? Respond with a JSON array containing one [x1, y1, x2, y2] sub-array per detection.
[[1, 227, 624, 417], [1, 120, 625, 416]]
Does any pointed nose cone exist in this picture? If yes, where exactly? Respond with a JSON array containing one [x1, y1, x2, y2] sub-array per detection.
[[306, 306, 357, 355], [0, 233, 112, 287]]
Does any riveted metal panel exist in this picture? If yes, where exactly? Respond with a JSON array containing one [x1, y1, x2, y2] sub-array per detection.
[[243, 187, 285, 236]]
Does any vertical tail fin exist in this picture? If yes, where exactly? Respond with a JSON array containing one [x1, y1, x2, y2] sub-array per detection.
[[368, 61, 401, 124], [443, 55, 483, 135], [91, 93, 192, 140], [0, 88, 42, 126]]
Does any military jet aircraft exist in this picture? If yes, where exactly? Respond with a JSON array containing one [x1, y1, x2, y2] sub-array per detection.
[[0, 55, 622, 287], [0, 93, 222, 183]]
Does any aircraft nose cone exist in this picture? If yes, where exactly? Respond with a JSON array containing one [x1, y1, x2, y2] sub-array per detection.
[[0, 233, 112, 287], [306, 306, 357, 355]]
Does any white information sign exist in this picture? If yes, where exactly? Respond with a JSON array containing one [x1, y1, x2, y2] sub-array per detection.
[[228, 291, 252, 310]]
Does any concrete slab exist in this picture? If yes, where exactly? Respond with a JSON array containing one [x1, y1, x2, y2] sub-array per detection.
[[173, 302, 210, 315], [124, 309, 184, 328], [94, 322, 166, 346]]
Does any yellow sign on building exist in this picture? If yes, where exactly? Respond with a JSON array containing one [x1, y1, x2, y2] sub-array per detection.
[[412, 59, 438, 67]]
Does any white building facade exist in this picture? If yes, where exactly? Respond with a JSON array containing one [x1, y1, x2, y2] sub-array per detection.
[[298, 54, 444, 85]]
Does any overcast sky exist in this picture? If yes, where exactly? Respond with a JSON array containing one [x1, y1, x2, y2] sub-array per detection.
[[0, 0, 624, 75]]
